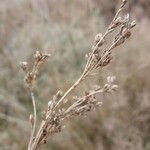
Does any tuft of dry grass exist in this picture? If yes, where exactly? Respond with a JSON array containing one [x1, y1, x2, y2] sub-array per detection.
[[20, 0, 136, 149]]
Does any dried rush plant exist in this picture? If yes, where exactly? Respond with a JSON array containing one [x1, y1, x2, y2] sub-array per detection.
[[20, 0, 136, 150]]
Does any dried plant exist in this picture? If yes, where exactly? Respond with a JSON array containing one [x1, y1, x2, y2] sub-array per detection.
[[20, 0, 136, 150]]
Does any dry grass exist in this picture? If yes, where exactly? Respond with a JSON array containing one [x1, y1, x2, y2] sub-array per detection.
[[20, 1, 136, 149], [0, 0, 150, 150]]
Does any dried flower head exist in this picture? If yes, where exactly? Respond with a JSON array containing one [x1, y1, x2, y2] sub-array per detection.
[[20, 61, 28, 72], [21, 51, 50, 89]]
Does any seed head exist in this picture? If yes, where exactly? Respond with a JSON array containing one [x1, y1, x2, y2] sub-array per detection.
[[20, 61, 28, 72], [29, 114, 34, 128]]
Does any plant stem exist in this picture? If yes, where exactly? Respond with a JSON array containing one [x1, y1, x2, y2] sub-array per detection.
[[28, 90, 37, 150], [54, 73, 85, 108]]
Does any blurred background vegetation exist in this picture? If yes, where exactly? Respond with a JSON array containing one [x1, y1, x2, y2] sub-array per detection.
[[0, 0, 150, 149]]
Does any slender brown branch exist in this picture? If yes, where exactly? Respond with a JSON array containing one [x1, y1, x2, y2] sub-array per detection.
[[28, 90, 37, 150]]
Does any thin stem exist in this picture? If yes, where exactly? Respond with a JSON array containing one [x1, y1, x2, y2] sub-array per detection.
[[65, 89, 104, 114], [28, 90, 37, 150], [31, 121, 47, 150], [54, 72, 85, 108]]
